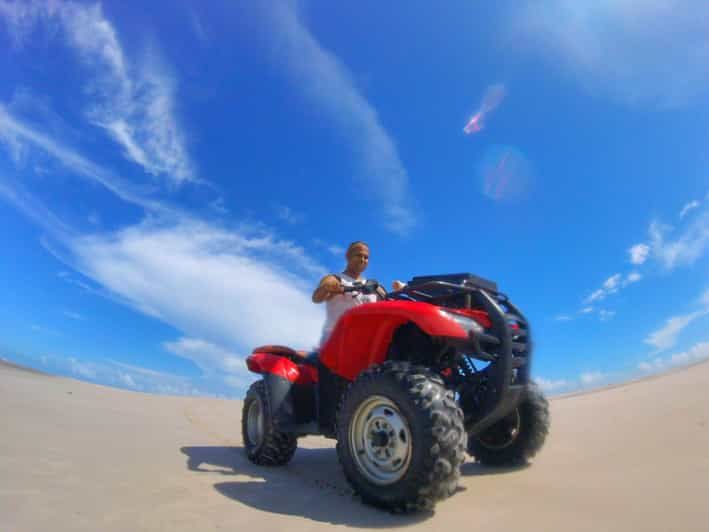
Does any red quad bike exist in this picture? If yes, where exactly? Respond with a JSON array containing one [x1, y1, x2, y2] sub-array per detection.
[[242, 273, 550, 512]]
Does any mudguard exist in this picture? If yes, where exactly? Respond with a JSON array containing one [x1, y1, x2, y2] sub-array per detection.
[[246, 352, 318, 432], [318, 300, 470, 381]]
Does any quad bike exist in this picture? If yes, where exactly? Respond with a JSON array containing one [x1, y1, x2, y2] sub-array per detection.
[[242, 273, 550, 512]]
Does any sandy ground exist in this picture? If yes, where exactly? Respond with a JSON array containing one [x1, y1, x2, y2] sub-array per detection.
[[1, 360, 708, 531]]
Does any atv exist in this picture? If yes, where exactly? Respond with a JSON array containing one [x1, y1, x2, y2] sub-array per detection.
[[241, 273, 550, 512]]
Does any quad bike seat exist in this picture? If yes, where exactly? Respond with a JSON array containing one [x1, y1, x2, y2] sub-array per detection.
[[252, 345, 320, 367]]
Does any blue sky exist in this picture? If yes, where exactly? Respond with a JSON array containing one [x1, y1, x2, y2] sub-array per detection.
[[0, 0, 707, 398]]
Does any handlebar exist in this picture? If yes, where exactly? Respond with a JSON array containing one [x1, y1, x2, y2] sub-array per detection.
[[342, 279, 382, 295]]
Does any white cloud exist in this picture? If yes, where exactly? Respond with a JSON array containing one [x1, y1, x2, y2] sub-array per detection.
[[264, 2, 416, 235], [644, 309, 709, 352], [554, 314, 572, 321], [584, 273, 621, 304], [670, 342, 709, 366], [624, 271, 642, 285], [0, 106, 161, 210], [512, 1, 709, 108], [69, 357, 97, 379], [275, 204, 304, 225], [603, 273, 621, 291], [119, 373, 137, 388], [49, 354, 226, 397], [67, 217, 326, 354], [163, 337, 246, 381], [580, 371, 607, 385], [1, 110, 327, 394], [328, 245, 345, 257], [638, 358, 666, 372], [536, 377, 570, 392], [648, 210, 709, 270], [639, 341, 709, 373], [581, 306, 594, 314], [628, 243, 650, 265], [680, 200, 700, 219], [0, 1, 194, 184], [63, 310, 84, 320], [598, 309, 615, 321]]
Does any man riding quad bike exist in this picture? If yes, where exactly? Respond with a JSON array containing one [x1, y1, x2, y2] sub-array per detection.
[[242, 273, 550, 512]]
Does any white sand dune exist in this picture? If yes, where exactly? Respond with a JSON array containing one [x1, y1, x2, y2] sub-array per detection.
[[2, 359, 708, 531]]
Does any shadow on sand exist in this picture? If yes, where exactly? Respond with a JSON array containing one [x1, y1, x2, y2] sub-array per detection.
[[461, 461, 529, 476], [180, 445, 431, 527]]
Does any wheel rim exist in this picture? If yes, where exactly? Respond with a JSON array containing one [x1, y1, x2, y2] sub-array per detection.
[[246, 398, 264, 448], [478, 408, 521, 450], [349, 395, 412, 485]]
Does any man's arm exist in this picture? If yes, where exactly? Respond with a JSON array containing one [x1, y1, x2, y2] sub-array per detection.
[[312, 274, 343, 303]]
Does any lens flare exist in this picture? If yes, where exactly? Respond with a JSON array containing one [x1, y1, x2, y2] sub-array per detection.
[[478, 145, 532, 202], [463, 84, 506, 135]]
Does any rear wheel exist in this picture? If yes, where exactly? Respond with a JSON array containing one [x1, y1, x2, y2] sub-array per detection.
[[242, 380, 297, 466], [336, 361, 466, 512], [467, 384, 549, 466]]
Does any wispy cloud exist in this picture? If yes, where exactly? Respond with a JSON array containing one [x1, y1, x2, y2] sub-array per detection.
[[29, 353, 231, 397], [163, 337, 251, 389], [584, 273, 622, 304], [580, 371, 607, 385], [263, 2, 416, 235], [644, 308, 709, 353], [63, 310, 84, 321], [1, 96, 326, 397], [598, 309, 615, 322], [554, 314, 572, 321], [628, 243, 650, 265], [0, 1, 194, 184], [328, 245, 345, 257], [275, 204, 304, 225], [537, 369, 614, 394], [67, 217, 326, 355], [647, 209, 709, 270], [512, 1, 709, 108], [639, 341, 709, 373], [537, 376, 570, 392], [0, 106, 160, 210], [624, 271, 642, 285], [680, 200, 700, 219]]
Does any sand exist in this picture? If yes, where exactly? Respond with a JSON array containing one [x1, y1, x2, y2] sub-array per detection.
[[1, 359, 708, 531]]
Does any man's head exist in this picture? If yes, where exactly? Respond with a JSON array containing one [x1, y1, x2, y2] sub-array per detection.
[[345, 241, 369, 276]]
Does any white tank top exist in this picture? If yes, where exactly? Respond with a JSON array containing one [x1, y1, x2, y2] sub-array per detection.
[[319, 273, 378, 346]]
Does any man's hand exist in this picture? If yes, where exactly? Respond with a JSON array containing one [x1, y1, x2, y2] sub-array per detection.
[[312, 274, 344, 303], [392, 280, 407, 291]]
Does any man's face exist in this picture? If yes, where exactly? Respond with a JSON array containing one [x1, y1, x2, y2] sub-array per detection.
[[346, 244, 369, 275]]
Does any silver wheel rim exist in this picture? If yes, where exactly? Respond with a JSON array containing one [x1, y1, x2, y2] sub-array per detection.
[[349, 395, 412, 485], [246, 398, 264, 447], [479, 408, 521, 450]]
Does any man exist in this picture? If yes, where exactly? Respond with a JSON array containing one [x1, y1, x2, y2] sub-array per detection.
[[313, 241, 397, 346]]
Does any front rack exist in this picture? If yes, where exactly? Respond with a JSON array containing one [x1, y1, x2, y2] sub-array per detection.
[[388, 279, 533, 434]]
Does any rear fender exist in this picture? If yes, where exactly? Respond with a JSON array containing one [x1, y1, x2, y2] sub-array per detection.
[[246, 353, 318, 431]]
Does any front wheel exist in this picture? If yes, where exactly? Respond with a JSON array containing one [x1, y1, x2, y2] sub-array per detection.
[[336, 361, 467, 512], [467, 384, 550, 466]]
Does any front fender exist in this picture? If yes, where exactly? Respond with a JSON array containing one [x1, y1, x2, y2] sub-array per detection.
[[318, 300, 469, 381]]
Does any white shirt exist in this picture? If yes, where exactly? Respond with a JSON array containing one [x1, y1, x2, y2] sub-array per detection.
[[319, 273, 378, 347]]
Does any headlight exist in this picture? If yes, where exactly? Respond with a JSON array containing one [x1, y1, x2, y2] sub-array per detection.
[[439, 309, 484, 335]]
